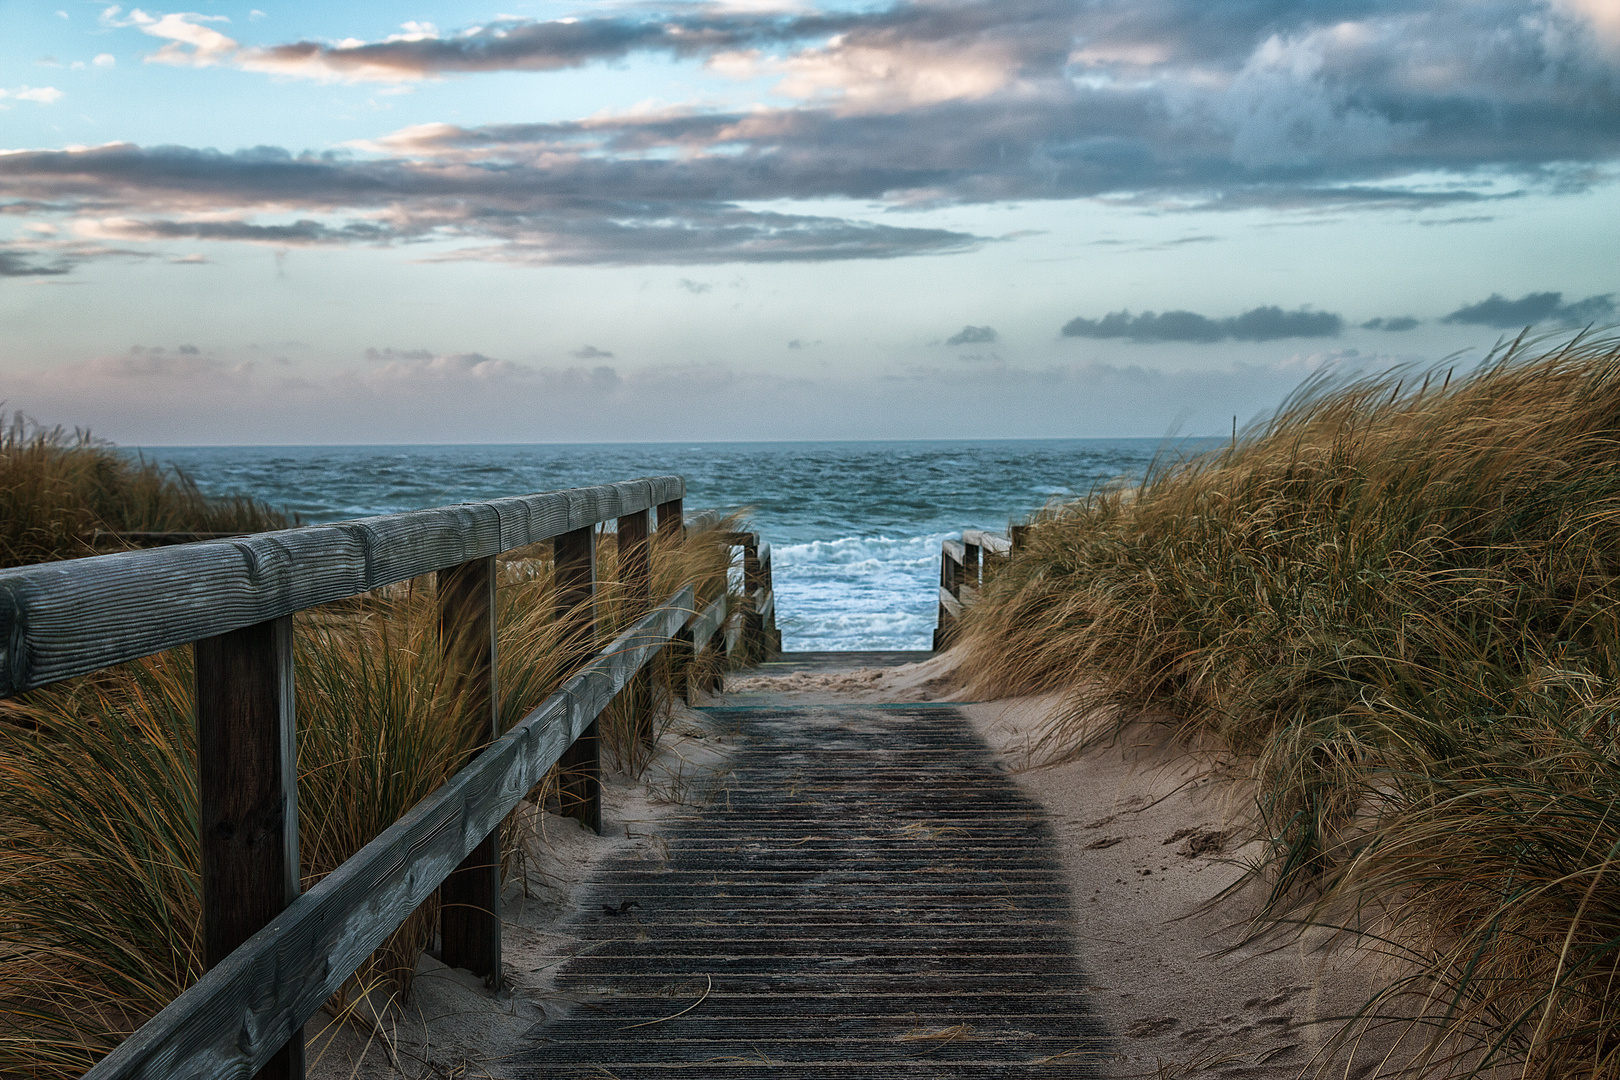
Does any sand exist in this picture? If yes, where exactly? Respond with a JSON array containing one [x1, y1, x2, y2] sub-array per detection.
[[304, 705, 743, 1080], [308, 657, 1412, 1079]]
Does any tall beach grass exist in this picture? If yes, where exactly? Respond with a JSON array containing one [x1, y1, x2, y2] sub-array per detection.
[[961, 331, 1620, 1077], [0, 505, 742, 1077], [0, 414, 287, 567]]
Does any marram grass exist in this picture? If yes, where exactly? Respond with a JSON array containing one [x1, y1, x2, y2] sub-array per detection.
[[0, 516, 742, 1077], [0, 413, 287, 567], [961, 331, 1620, 1077]]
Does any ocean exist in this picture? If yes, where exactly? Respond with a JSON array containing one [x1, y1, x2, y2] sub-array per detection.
[[134, 440, 1211, 650]]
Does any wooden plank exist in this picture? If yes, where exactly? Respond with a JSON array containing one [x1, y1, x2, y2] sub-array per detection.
[[192, 615, 302, 1080], [0, 475, 684, 698], [81, 586, 695, 1080], [553, 526, 600, 835], [754, 588, 775, 628], [687, 593, 728, 654], [962, 529, 1011, 555], [939, 586, 964, 619], [684, 509, 726, 535], [959, 583, 980, 606], [941, 539, 965, 565], [435, 557, 501, 984], [617, 510, 654, 750]]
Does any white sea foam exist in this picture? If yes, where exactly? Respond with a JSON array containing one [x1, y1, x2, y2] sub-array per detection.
[[773, 533, 951, 650]]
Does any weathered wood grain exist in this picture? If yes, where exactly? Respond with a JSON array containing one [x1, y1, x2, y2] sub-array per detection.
[[80, 585, 696, 1080], [193, 615, 302, 1080], [688, 593, 727, 653], [617, 510, 654, 750], [938, 586, 964, 619], [554, 526, 601, 835], [961, 529, 1011, 555], [0, 476, 683, 698], [435, 557, 502, 983], [656, 498, 683, 542]]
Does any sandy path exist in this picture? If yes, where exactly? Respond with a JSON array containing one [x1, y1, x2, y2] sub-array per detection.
[[309, 656, 1409, 1079]]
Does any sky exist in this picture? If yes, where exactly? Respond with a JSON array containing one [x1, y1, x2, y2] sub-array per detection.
[[0, 0, 1617, 445]]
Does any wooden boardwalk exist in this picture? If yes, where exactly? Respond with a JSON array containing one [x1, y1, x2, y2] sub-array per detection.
[[522, 703, 1109, 1077]]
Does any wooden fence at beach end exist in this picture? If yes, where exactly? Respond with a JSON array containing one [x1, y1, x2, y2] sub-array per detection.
[[0, 476, 778, 1080], [933, 526, 1023, 649]]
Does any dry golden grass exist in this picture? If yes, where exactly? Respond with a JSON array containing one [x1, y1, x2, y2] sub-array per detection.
[[0, 514, 744, 1077], [0, 414, 287, 567], [961, 331, 1620, 1077]]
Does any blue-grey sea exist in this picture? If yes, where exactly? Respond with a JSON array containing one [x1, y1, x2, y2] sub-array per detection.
[[134, 440, 1213, 650]]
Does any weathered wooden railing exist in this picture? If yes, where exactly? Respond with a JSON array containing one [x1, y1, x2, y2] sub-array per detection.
[[933, 527, 1018, 649], [0, 476, 775, 1080]]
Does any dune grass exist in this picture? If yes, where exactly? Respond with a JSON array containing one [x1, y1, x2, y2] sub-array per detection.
[[0, 514, 742, 1078], [0, 414, 288, 567], [960, 331, 1620, 1077]]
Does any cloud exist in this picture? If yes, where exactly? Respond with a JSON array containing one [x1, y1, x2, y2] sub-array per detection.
[[93, 54, 117, 68], [1, 343, 1379, 444], [945, 325, 997, 346], [19, 0, 1620, 269], [1362, 316, 1420, 332], [0, 248, 73, 276], [1441, 291, 1617, 328], [678, 278, 713, 294], [91, 216, 396, 245], [572, 345, 614, 360], [102, 7, 239, 68], [0, 85, 64, 105], [1062, 305, 1343, 343]]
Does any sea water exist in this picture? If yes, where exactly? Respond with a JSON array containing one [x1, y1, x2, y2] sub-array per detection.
[[135, 440, 1211, 650]]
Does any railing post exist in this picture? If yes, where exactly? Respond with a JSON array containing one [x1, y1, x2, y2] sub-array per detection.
[[554, 525, 601, 834], [617, 509, 654, 751], [963, 539, 981, 589], [1010, 524, 1030, 554], [741, 534, 764, 662], [194, 615, 303, 1080], [436, 556, 501, 985], [655, 497, 692, 704], [656, 497, 684, 542]]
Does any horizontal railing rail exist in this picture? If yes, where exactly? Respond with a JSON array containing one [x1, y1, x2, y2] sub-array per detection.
[[0, 476, 683, 695], [0, 474, 780, 1080], [934, 527, 1015, 649], [80, 585, 697, 1080]]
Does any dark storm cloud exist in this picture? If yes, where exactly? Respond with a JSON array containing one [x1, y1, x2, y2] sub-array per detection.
[[1362, 316, 1420, 331], [11, 0, 1620, 267], [1062, 306, 1343, 343], [945, 325, 997, 346], [1442, 291, 1617, 328]]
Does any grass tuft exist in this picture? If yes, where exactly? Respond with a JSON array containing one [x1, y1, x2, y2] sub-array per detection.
[[0, 413, 288, 567], [0, 506, 744, 1077], [961, 330, 1620, 1077]]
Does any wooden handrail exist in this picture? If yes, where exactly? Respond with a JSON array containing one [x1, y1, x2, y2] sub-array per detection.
[[0, 475, 683, 697], [934, 527, 1012, 649], [79, 585, 699, 1080], [0, 474, 790, 1080]]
